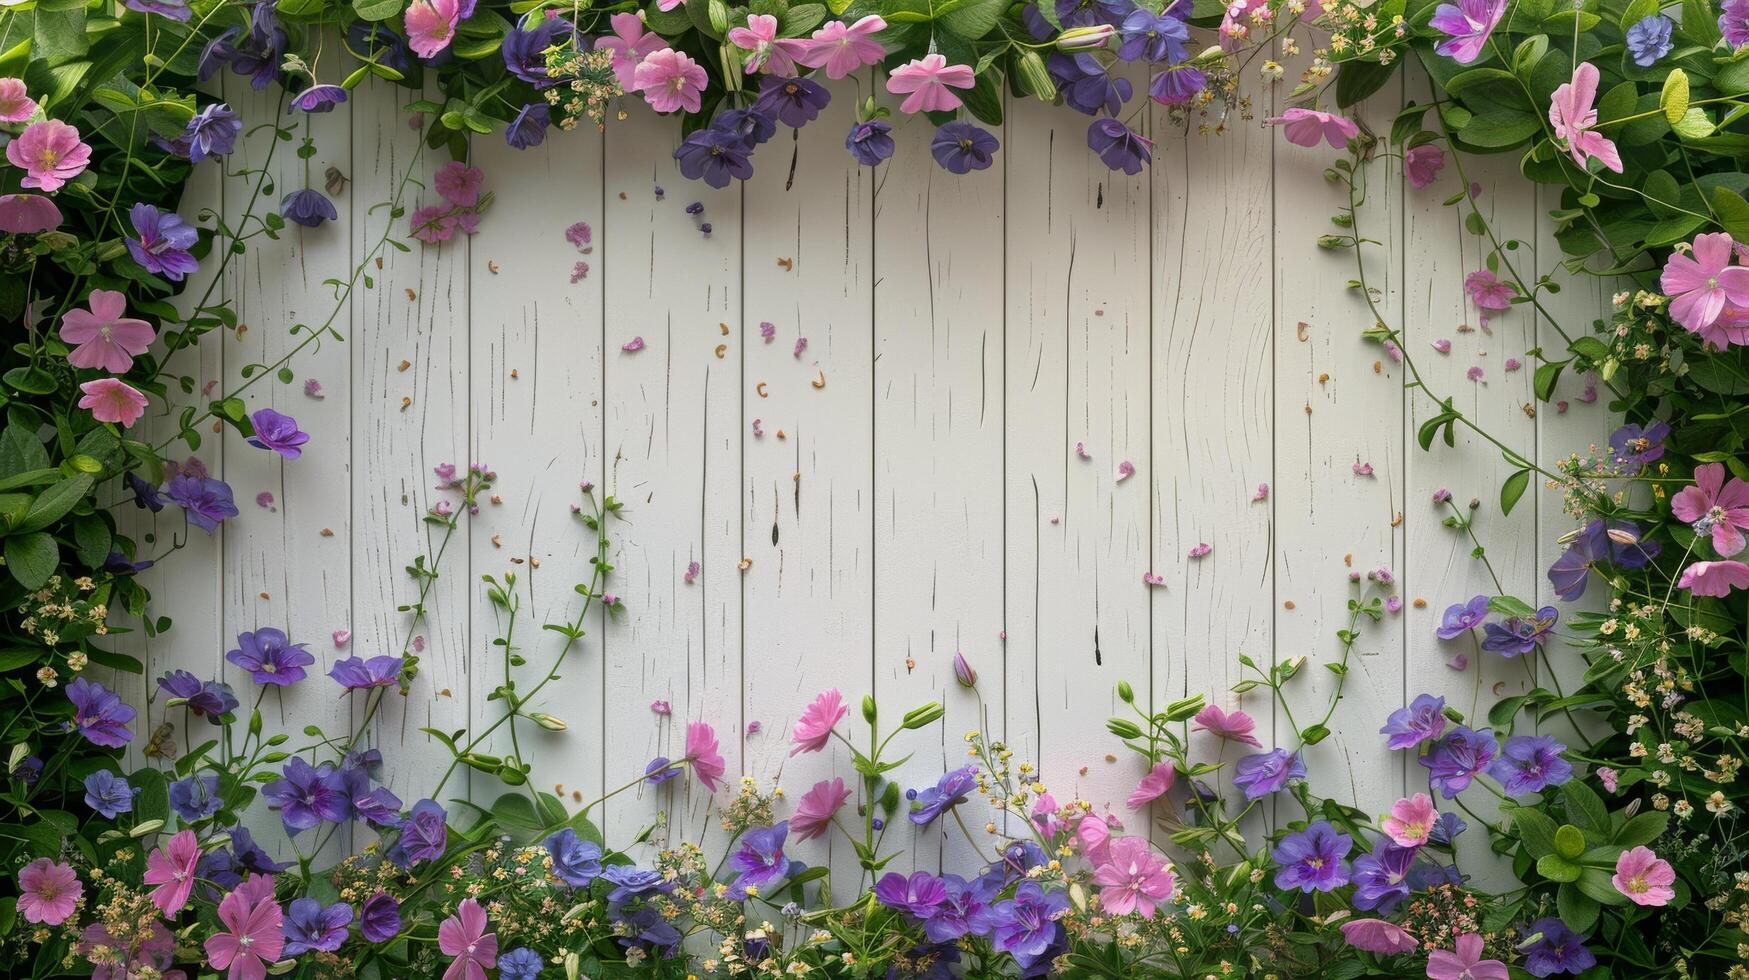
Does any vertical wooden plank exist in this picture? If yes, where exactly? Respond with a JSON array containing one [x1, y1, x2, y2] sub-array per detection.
[[600, 104, 742, 850], [350, 80, 473, 809], [1004, 88, 1153, 815], [872, 107, 1005, 875], [467, 125, 607, 813]]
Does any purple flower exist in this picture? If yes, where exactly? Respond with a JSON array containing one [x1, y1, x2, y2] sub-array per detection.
[[1232, 748, 1306, 800], [500, 948, 544, 980], [388, 799, 447, 868], [263, 757, 350, 834], [84, 769, 138, 819], [67, 677, 135, 748], [1428, 810, 1467, 846], [1435, 594, 1489, 639], [1116, 8, 1187, 62], [1428, 0, 1505, 64], [602, 864, 669, 902], [931, 122, 999, 174], [845, 119, 895, 166], [644, 756, 681, 784], [1380, 694, 1447, 750], [283, 898, 352, 955], [124, 0, 192, 20], [1420, 725, 1498, 798], [728, 821, 794, 897], [1087, 118, 1152, 174], [875, 870, 948, 917], [157, 670, 239, 722], [544, 827, 603, 887], [1149, 64, 1205, 105], [503, 16, 572, 86], [230, 3, 289, 90], [281, 189, 338, 228], [229, 825, 286, 876], [198, 28, 240, 81], [674, 128, 754, 190], [166, 474, 238, 532], [1351, 840, 1416, 912], [990, 882, 1069, 960], [1626, 15, 1674, 66], [348, 782, 403, 827], [170, 773, 223, 821], [1607, 420, 1670, 475], [754, 76, 830, 128], [715, 108, 776, 148], [128, 472, 166, 512], [227, 627, 316, 686], [1547, 519, 1660, 600], [248, 408, 310, 458], [1049, 53, 1130, 116], [183, 103, 242, 162], [1480, 606, 1558, 656], [347, 22, 413, 72], [360, 892, 401, 943], [506, 103, 550, 149], [1486, 734, 1572, 797], [908, 766, 978, 826], [126, 203, 200, 282], [1523, 917, 1596, 976], [328, 655, 403, 690], [289, 83, 348, 114], [1272, 821, 1352, 892], [1726, 0, 1749, 48], [925, 874, 998, 941]]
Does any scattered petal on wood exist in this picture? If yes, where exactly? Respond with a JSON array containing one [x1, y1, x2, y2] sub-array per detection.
[[793, 337, 807, 358], [304, 379, 324, 399], [487, 261, 500, 274], [1283, 600, 1296, 609], [719, 322, 730, 336], [715, 344, 727, 359], [400, 396, 412, 411], [1115, 459, 1135, 482], [760, 321, 775, 343], [622, 336, 645, 352], [259, 591, 270, 600], [751, 419, 764, 438], [413, 636, 425, 653], [1075, 442, 1091, 460], [1253, 483, 1269, 502], [1413, 597, 1427, 608], [1430, 338, 1451, 353], [1466, 366, 1485, 381], [405, 288, 416, 301], [776, 257, 792, 270], [755, 382, 768, 398], [1296, 321, 1310, 342], [1142, 572, 1164, 586], [738, 558, 752, 571], [510, 369, 519, 379], [683, 561, 700, 584], [333, 629, 352, 648], [811, 371, 825, 389], [491, 534, 502, 548], [489, 494, 502, 505], [397, 360, 411, 372], [1187, 543, 1211, 559], [255, 491, 274, 509], [776, 429, 786, 439], [1352, 460, 1373, 476], [323, 165, 348, 197], [320, 528, 333, 537]]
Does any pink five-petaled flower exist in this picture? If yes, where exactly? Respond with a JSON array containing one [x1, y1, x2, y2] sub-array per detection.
[[78, 378, 148, 428], [886, 54, 975, 114], [1661, 233, 1749, 338], [1267, 107, 1358, 149], [1678, 559, 1749, 597], [596, 13, 666, 91], [60, 289, 156, 373], [1076, 812, 1112, 864], [1339, 918, 1418, 954], [6, 119, 92, 192], [1192, 704, 1262, 747], [686, 720, 727, 793], [727, 14, 807, 75], [1612, 845, 1676, 907], [1426, 933, 1509, 980], [1404, 144, 1446, 189], [17, 858, 81, 925], [791, 688, 847, 756], [404, 0, 460, 59], [1464, 269, 1515, 310], [205, 873, 284, 980], [1427, 0, 1506, 64], [438, 898, 498, 980], [1381, 792, 1438, 847], [634, 48, 708, 114], [1548, 62, 1622, 174], [1126, 762, 1175, 810], [433, 161, 484, 208], [1672, 462, 1749, 556], [798, 15, 888, 79], [143, 828, 201, 915], [0, 77, 38, 123], [791, 776, 851, 841], [1091, 836, 1175, 918]]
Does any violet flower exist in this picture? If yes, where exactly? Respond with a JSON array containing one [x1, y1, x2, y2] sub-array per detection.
[[1522, 917, 1596, 977], [170, 773, 222, 821], [227, 627, 316, 686], [875, 870, 948, 917], [753, 75, 830, 128], [1607, 420, 1670, 475], [67, 677, 135, 748], [281, 189, 338, 228], [908, 766, 978, 826], [248, 408, 311, 458], [1480, 606, 1558, 657], [328, 655, 404, 690], [506, 103, 550, 149], [728, 821, 795, 898], [1420, 725, 1498, 798], [157, 669, 239, 722], [543, 828, 602, 887], [360, 892, 401, 943], [1087, 118, 1152, 174], [1232, 748, 1306, 800], [1435, 594, 1489, 639], [846, 119, 895, 166], [1486, 734, 1572, 797], [1351, 840, 1417, 912], [388, 799, 448, 868], [166, 474, 239, 532], [263, 757, 350, 834], [289, 83, 348, 113], [990, 882, 1069, 961], [931, 122, 999, 174], [674, 128, 754, 189], [126, 203, 200, 282], [1272, 821, 1353, 892], [1381, 694, 1448, 750], [183, 103, 242, 162], [83, 770, 138, 819], [283, 898, 353, 955]]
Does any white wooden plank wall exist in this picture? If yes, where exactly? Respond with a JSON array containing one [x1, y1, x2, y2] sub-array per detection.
[[118, 70, 1618, 880]]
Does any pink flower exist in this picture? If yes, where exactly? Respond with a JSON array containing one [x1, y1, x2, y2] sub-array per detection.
[[1662, 233, 1749, 337], [1126, 762, 1175, 810], [17, 858, 81, 925], [633, 48, 707, 114], [791, 689, 847, 755], [1679, 559, 1749, 597], [1253, 482, 1269, 501], [410, 204, 457, 244], [1428, 0, 1506, 64], [1467, 365, 1485, 381], [798, 15, 888, 79], [433, 161, 484, 207], [60, 289, 156, 372], [1612, 845, 1675, 907], [1548, 62, 1622, 174], [1091, 837, 1175, 917], [686, 720, 727, 793], [1339, 918, 1418, 954], [6, 119, 92, 192], [727, 14, 807, 75], [886, 54, 975, 114], [205, 874, 283, 980], [1597, 766, 1619, 792], [1426, 933, 1508, 980], [0, 77, 37, 123], [792, 776, 850, 840], [78, 378, 148, 428], [0, 193, 61, 233], [596, 13, 666, 91], [437, 898, 498, 980], [1115, 459, 1135, 482], [1464, 269, 1515, 310], [404, 0, 460, 59], [1381, 793, 1438, 847], [1404, 144, 1445, 188], [1672, 462, 1749, 556], [1032, 793, 1064, 836], [1192, 704, 1262, 747], [143, 829, 201, 916], [1267, 108, 1358, 149], [1077, 813, 1113, 864]]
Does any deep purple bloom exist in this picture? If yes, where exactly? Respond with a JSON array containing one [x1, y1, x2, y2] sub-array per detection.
[[503, 16, 573, 86], [990, 882, 1070, 960], [283, 898, 352, 955], [674, 129, 754, 190], [845, 119, 895, 166], [227, 627, 315, 686], [166, 474, 238, 532], [506, 103, 550, 149], [1481, 606, 1558, 656], [126, 203, 200, 282], [230, 2, 288, 90], [1607, 420, 1670, 475], [288, 84, 347, 114], [931, 122, 999, 174], [344, 747, 385, 782], [360, 892, 401, 943], [198, 28, 240, 81], [1626, 15, 1675, 66], [977, 840, 1049, 893], [1049, 53, 1131, 116], [128, 472, 165, 511], [124, 0, 192, 20], [1487, 734, 1572, 797], [1428, 0, 1505, 63], [601, 864, 669, 902], [1272, 821, 1352, 892], [1087, 118, 1152, 174], [67, 677, 135, 748], [229, 825, 286, 876], [347, 22, 413, 73], [170, 773, 223, 821], [157, 670, 239, 722], [1380, 693, 1447, 750], [908, 766, 979, 826], [352, 786, 404, 827], [728, 821, 793, 897], [925, 874, 998, 941], [248, 408, 311, 457], [281, 189, 338, 228], [1232, 748, 1306, 800], [1149, 64, 1205, 105], [1548, 519, 1660, 600], [754, 76, 831, 128], [264, 757, 349, 834], [875, 870, 948, 917], [328, 655, 403, 690], [84, 769, 138, 819], [1351, 840, 1416, 912], [1428, 810, 1467, 846], [544, 827, 603, 887], [1420, 725, 1498, 798], [1523, 917, 1596, 976], [10, 755, 43, 784], [388, 799, 448, 868], [716, 108, 776, 148], [614, 904, 681, 953], [1435, 594, 1490, 639], [1117, 7, 1187, 62], [644, 756, 681, 784], [183, 103, 242, 162], [1023, 0, 1130, 38]]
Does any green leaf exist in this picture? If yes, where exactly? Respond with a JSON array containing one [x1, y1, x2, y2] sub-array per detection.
[[130, 767, 170, 824], [4, 532, 58, 590], [353, 0, 405, 19], [16, 474, 94, 534], [1575, 865, 1629, 904], [1554, 823, 1586, 860], [1712, 186, 1749, 242], [779, 2, 827, 35], [1613, 810, 1668, 847], [1556, 882, 1599, 933], [1459, 111, 1541, 148], [1671, 105, 1714, 138], [34, 7, 89, 60], [959, 69, 1003, 127], [72, 513, 111, 568], [1537, 852, 1582, 882], [1660, 68, 1690, 124], [0, 426, 50, 480], [1500, 467, 1531, 516], [1335, 59, 1399, 107], [1512, 807, 1559, 858], [1561, 781, 1610, 835]]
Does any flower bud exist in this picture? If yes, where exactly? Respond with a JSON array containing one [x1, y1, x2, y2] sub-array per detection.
[[1117, 680, 1134, 703], [1605, 527, 1639, 546], [952, 651, 977, 689], [130, 819, 165, 838], [861, 694, 877, 725], [530, 712, 568, 731], [1015, 49, 1057, 102], [1055, 24, 1115, 51], [707, 0, 730, 35], [901, 701, 945, 730]]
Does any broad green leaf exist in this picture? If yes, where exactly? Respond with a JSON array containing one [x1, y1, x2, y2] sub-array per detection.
[[1500, 467, 1531, 516], [1660, 68, 1690, 124], [4, 532, 58, 590], [1553, 823, 1586, 860]]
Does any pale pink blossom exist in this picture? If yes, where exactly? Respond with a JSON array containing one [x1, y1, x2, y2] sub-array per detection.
[[1597, 766, 1618, 792], [790, 688, 847, 756], [1267, 107, 1358, 149], [1662, 233, 1749, 339], [438, 898, 498, 980], [1404, 144, 1445, 189], [886, 54, 975, 114], [798, 15, 888, 79], [686, 720, 726, 793], [404, 0, 461, 59], [0, 77, 37, 123], [1126, 762, 1175, 810], [1192, 704, 1261, 747], [78, 378, 148, 428], [1612, 846, 1675, 907], [595, 13, 665, 90], [1187, 542, 1211, 559], [1352, 460, 1374, 476], [622, 336, 645, 352], [143, 828, 201, 915], [1077, 812, 1112, 864], [1426, 933, 1508, 980], [1672, 462, 1749, 556], [0, 193, 61, 233], [1548, 62, 1622, 174], [1464, 268, 1515, 310], [1253, 482, 1269, 501], [792, 776, 850, 840], [6, 119, 91, 192], [17, 858, 80, 925], [1339, 918, 1418, 954], [727, 14, 806, 75], [60, 289, 156, 372], [634, 48, 707, 114], [1381, 793, 1437, 847], [1091, 837, 1175, 917], [1141, 571, 1164, 586], [433, 161, 484, 207], [1679, 559, 1749, 597]]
